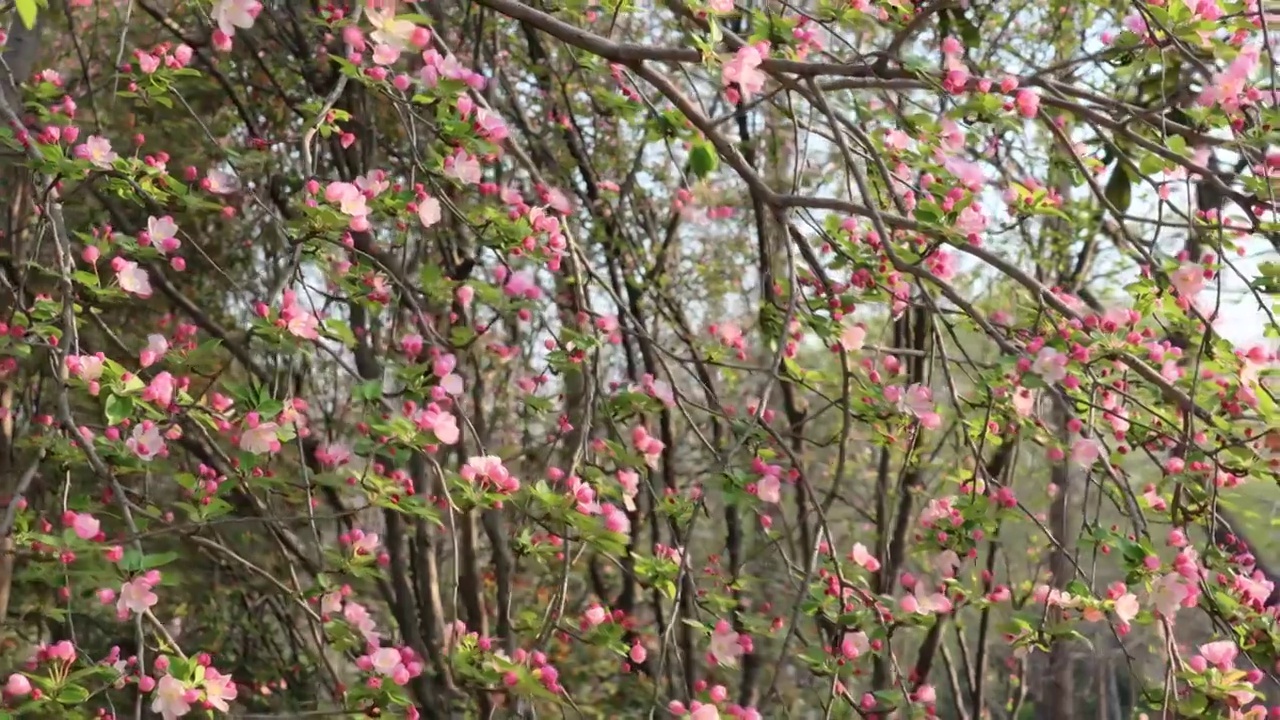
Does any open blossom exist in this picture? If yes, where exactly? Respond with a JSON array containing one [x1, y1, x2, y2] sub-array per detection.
[[444, 148, 482, 185], [1199, 44, 1259, 109], [433, 354, 464, 395], [68, 353, 106, 384], [78, 135, 117, 169], [240, 421, 281, 454], [460, 455, 520, 493], [840, 631, 870, 660], [280, 290, 319, 339], [70, 512, 100, 540], [838, 320, 866, 351], [117, 577, 158, 618], [1197, 640, 1237, 670], [151, 674, 192, 720], [201, 667, 238, 712], [722, 43, 768, 100], [416, 405, 460, 444], [755, 473, 781, 504], [1170, 262, 1205, 298], [147, 215, 181, 254], [617, 469, 640, 511], [708, 619, 744, 667], [116, 260, 153, 297], [1113, 592, 1140, 623], [368, 6, 416, 51], [325, 181, 372, 231], [888, 384, 941, 429], [1032, 346, 1067, 383], [140, 334, 169, 368], [418, 194, 442, 227], [212, 0, 262, 37], [127, 422, 166, 460], [1070, 437, 1102, 468], [206, 169, 239, 194], [850, 542, 881, 572]]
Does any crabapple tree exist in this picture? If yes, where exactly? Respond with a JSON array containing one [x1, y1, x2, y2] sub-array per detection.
[[0, 0, 1278, 718]]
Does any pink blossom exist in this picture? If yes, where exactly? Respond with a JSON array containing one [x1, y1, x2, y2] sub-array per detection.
[[71, 512, 100, 540], [147, 216, 181, 254], [201, 667, 238, 712], [756, 474, 781, 504], [1031, 347, 1067, 383], [151, 674, 192, 719], [212, 0, 261, 37], [584, 604, 609, 627], [445, 148, 482, 185], [1170, 262, 1205, 298], [116, 260, 153, 297], [460, 455, 520, 493], [708, 619, 744, 667], [140, 334, 169, 368], [1070, 438, 1102, 468], [143, 371, 176, 408], [1014, 89, 1040, 118], [617, 469, 639, 511], [117, 577, 158, 618], [418, 195, 442, 227], [1113, 593, 1139, 623], [78, 135, 118, 169], [206, 169, 239, 194], [4, 673, 31, 697], [416, 405, 460, 444], [840, 631, 869, 659], [722, 43, 768, 101], [127, 423, 166, 461], [1198, 640, 1238, 670], [839, 321, 866, 351], [850, 542, 881, 572], [239, 421, 281, 455]]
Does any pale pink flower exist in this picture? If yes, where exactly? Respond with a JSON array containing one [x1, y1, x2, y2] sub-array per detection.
[[140, 334, 169, 368], [147, 216, 181, 254], [150, 674, 192, 719], [212, 0, 261, 37], [1070, 437, 1102, 468], [1113, 593, 1139, 623], [1150, 572, 1192, 619], [617, 469, 640, 511], [1198, 640, 1238, 670], [850, 542, 880, 572], [117, 578, 158, 618], [206, 169, 239, 194], [708, 619, 744, 667], [1170, 262, 1205, 298], [127, 423, 166, 461], [839, 321, 866, 351], [583, 604, 608, 627], [417, 406, 460, 444], [79, 135, 118, 169], [4, 674, 31, 697], [1014, 89, 1040, 118], [201, 667, 237, 712], [722, 43, 768, 100], [460, 455, 520, 493], [444, 148, 482, 185], [117, 261, 153, 297], [840, 631, 869, 659], [690, 704, 721, 720], [756, 474, 781, 504], [418, 195, 443, 227], [239, 421, 281, 454], [1031, 346, 1067, 383], [368, 6, 416, 51], [71, 512, 100, 540]]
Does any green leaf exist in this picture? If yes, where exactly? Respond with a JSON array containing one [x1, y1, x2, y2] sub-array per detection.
[[104, 394, 133, 426], [689, 140, 719, 179], [16, 0, 38, 30], [1104, 165, 1132, 213], [56, 684, 90, 704]]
